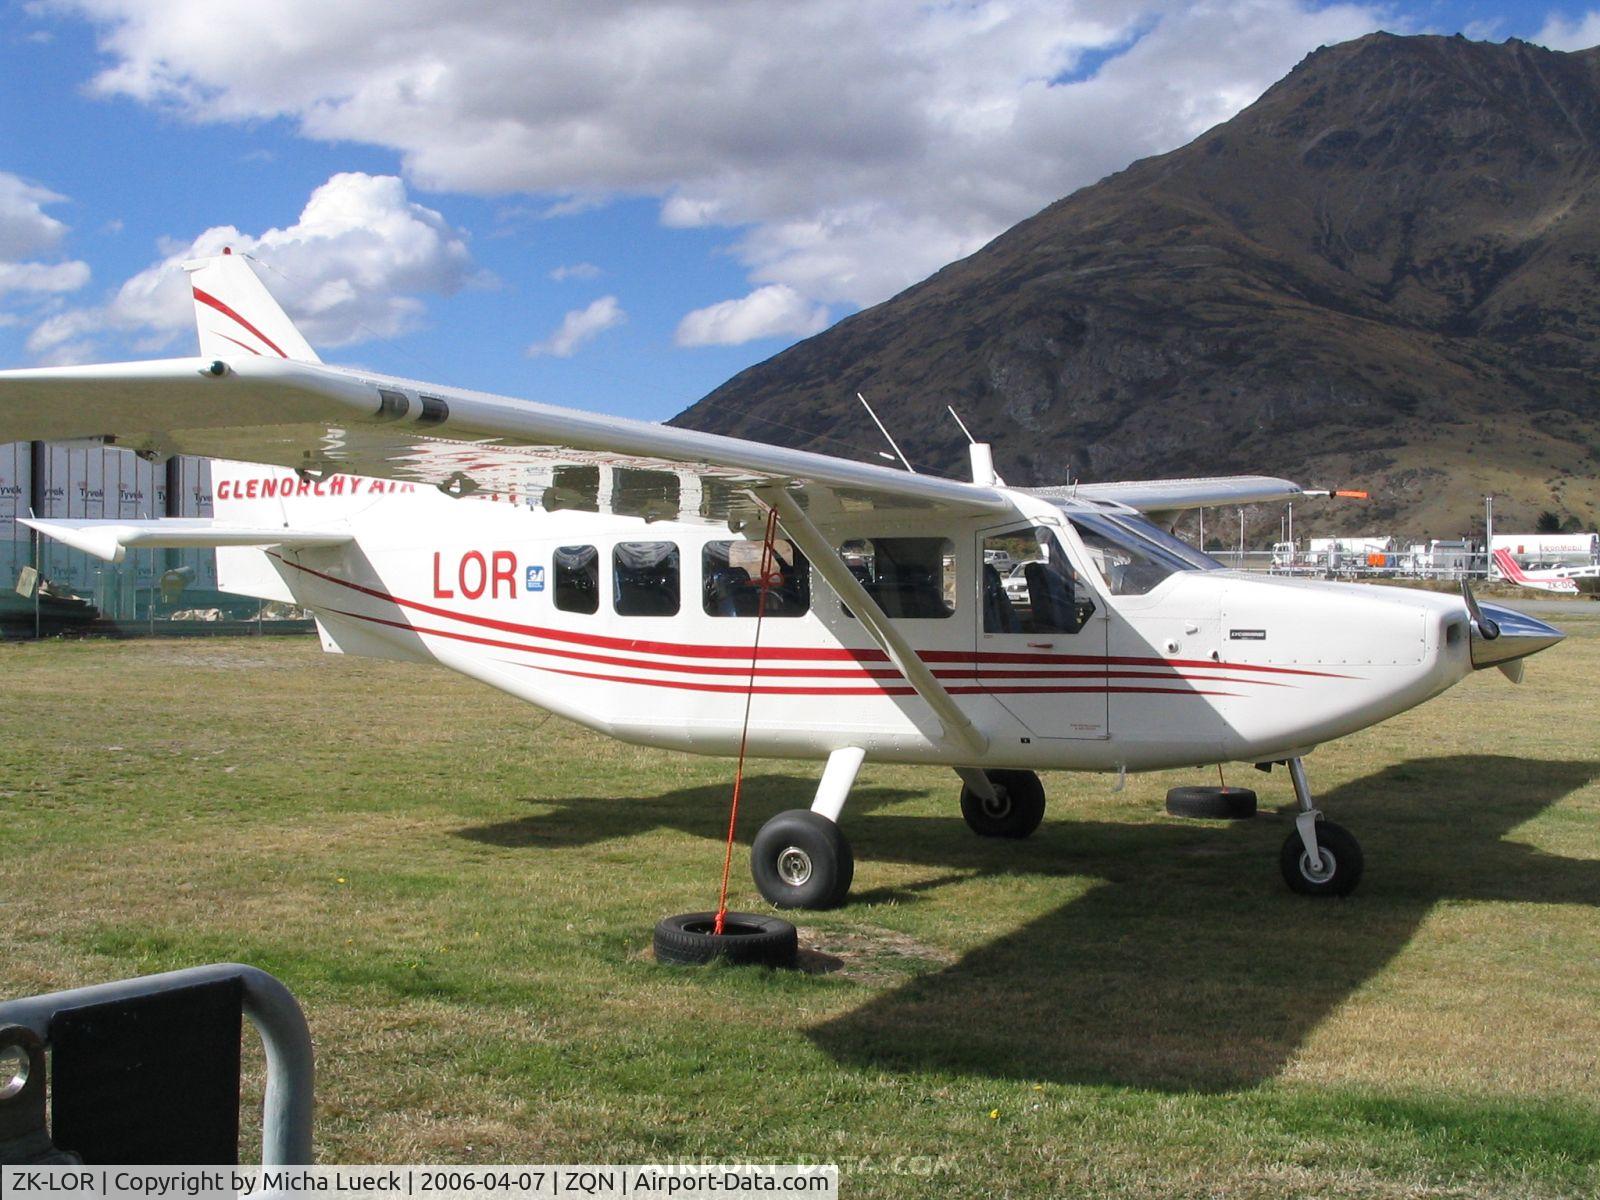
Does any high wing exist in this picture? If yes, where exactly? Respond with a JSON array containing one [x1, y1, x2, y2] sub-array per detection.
[[1027, 475, 1313, 513], [0, 355, 1014, 525], [0, 252, 1327, 526]]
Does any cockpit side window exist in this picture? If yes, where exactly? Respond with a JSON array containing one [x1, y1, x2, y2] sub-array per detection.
[[1067, 510, 1219, 596], [983, 527, 1096, 634]]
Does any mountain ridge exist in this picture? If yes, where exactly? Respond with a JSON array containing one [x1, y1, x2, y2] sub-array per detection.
[[673, 32, 1600, 539]]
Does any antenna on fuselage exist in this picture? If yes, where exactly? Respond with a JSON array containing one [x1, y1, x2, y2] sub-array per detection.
[[857, 392, 917, 474], [947, 405, 977, 445], [945, 404, 1003, 488]]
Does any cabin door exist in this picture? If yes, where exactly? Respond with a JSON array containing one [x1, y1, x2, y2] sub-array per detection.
[[976, 522, 1109, 739]]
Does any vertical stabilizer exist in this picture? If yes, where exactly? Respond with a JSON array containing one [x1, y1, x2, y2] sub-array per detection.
[[1491, 549, 1527, 583], [183, 250, 321, 363]]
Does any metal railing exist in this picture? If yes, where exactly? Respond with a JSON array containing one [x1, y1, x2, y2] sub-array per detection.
[[0, 963, 314, 1165]]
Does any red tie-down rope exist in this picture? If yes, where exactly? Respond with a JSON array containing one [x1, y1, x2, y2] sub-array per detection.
[[713, 504, 782, 935]]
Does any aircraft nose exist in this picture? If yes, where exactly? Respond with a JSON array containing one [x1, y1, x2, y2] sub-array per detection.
[[1468, 601, 1565, 671]]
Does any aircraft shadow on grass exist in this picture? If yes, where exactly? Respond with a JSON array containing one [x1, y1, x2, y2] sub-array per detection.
[[456, 755, 1600, 1093]]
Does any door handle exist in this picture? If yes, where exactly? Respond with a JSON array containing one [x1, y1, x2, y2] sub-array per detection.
[[1028, 642, 1055, 649]]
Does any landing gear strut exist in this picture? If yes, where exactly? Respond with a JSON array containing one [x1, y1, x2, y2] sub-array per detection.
[[1279, 756, 1363, 896], [956, 768, 1046, 838]]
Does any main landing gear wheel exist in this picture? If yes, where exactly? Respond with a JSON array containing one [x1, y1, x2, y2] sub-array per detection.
[[1165, 785, 1258, 820], [653, 912, 799, 968], [751, 809, 854, 909], [1280, 819, 1363, 897], [960, 769, 1046, 838]]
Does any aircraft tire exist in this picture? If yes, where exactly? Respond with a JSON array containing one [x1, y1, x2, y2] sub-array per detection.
[[960, 769, 1046, 838], [653, 911, 798, 968], [1165, 785, 1258, 820], [750, 810, 854, 909], [1280, 819, 1363, 897]]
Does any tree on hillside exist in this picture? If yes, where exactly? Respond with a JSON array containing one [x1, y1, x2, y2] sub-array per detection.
[[1560, 515, 1585, 533], [1536, 510, 1563, 533]]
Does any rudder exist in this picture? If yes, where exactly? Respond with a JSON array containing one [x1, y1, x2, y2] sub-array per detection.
[[184, 250, 321, 363]]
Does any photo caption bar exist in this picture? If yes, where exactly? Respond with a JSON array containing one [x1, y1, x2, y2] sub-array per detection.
[[0, 1166, 837, 1200]]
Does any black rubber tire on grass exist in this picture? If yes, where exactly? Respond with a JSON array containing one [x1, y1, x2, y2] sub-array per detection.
[[959, 769, 1047, 838], [1165, 785, 1258, 820], [750, 809, 854, 909], [1279, 819, 1364, 897], [653, 911, 798, 967]]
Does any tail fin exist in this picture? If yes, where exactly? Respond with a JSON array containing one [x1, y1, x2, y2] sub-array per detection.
[[1492, 548, 1528, 583], [183, 249, 321, 363]]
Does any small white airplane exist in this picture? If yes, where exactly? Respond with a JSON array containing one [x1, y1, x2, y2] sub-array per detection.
[[0, 252, 1565, 907], [1490, 548, 1597, 597]]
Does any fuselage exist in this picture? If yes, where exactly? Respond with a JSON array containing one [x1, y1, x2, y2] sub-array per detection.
[[213, 461, 1492, 774], [1491, 548, 1599, 596]]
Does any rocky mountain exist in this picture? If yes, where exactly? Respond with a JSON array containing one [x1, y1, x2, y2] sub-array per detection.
[[673, 33, 1600, 540]]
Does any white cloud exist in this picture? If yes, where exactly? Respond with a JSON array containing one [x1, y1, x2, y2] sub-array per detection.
[[0, 172, 71, 260], [28, 171, 476, 362], [675, 285, 830, 348], [549, 262, 600, 282], [0, 171, 91, 321], [527, 295, 625, 358], [0, 260, 90, 297], [1534, 10, 1600, 49], [26, 309, 100, 364], [49, 1, 1390, 313]]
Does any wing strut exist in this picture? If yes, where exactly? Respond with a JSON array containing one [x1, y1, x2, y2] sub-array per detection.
[[757, 486, 988, 757]]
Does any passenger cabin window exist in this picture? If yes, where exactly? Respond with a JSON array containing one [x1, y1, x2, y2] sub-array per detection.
[[1067, 511, 1220, 596], [839, 537, 956, 619], [613, 542, 680, 616], [983, 527, 1096, 634], [553, 545, 599, 614], [703, 539, 810, 617]]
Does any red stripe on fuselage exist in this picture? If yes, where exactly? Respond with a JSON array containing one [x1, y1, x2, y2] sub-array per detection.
[[518, 661, 1239, 700], [327, 605, 1283, 688], [278, 555, 1345, 681], [279, 555, 886, 662]]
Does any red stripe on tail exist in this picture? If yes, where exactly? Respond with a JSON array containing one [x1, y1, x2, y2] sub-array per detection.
[[1493, 549, 1528, 582], [193, 286, 289, 359]]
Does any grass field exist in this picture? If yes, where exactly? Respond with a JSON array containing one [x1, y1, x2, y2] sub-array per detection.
[[3, 618, 1599, 1198]]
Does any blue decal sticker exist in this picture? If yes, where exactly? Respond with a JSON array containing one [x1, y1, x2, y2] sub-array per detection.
[[526, 565, 546, 593]]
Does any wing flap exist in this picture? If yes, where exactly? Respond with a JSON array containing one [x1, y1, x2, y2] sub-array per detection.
[[20, 517, 352, 564]]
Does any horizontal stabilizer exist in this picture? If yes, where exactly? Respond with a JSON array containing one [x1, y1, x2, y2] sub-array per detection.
[[20, 517, 351, 564]]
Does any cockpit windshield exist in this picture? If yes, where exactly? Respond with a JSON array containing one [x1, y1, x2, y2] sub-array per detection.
[[1065, 509, 1222, 596]]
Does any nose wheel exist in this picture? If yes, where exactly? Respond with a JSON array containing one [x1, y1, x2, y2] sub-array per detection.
[[1278, 757, 1364, 896], [957, 768, 1046, 838], [1281, 817, 1363, 895]]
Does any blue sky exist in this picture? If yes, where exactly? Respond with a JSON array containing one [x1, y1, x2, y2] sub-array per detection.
[[0, 1, 1595, 424]]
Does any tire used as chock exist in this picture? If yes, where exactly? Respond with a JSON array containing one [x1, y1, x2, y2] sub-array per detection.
[[653, 911, 799, 968], [1165, 785, 1258, 820]]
